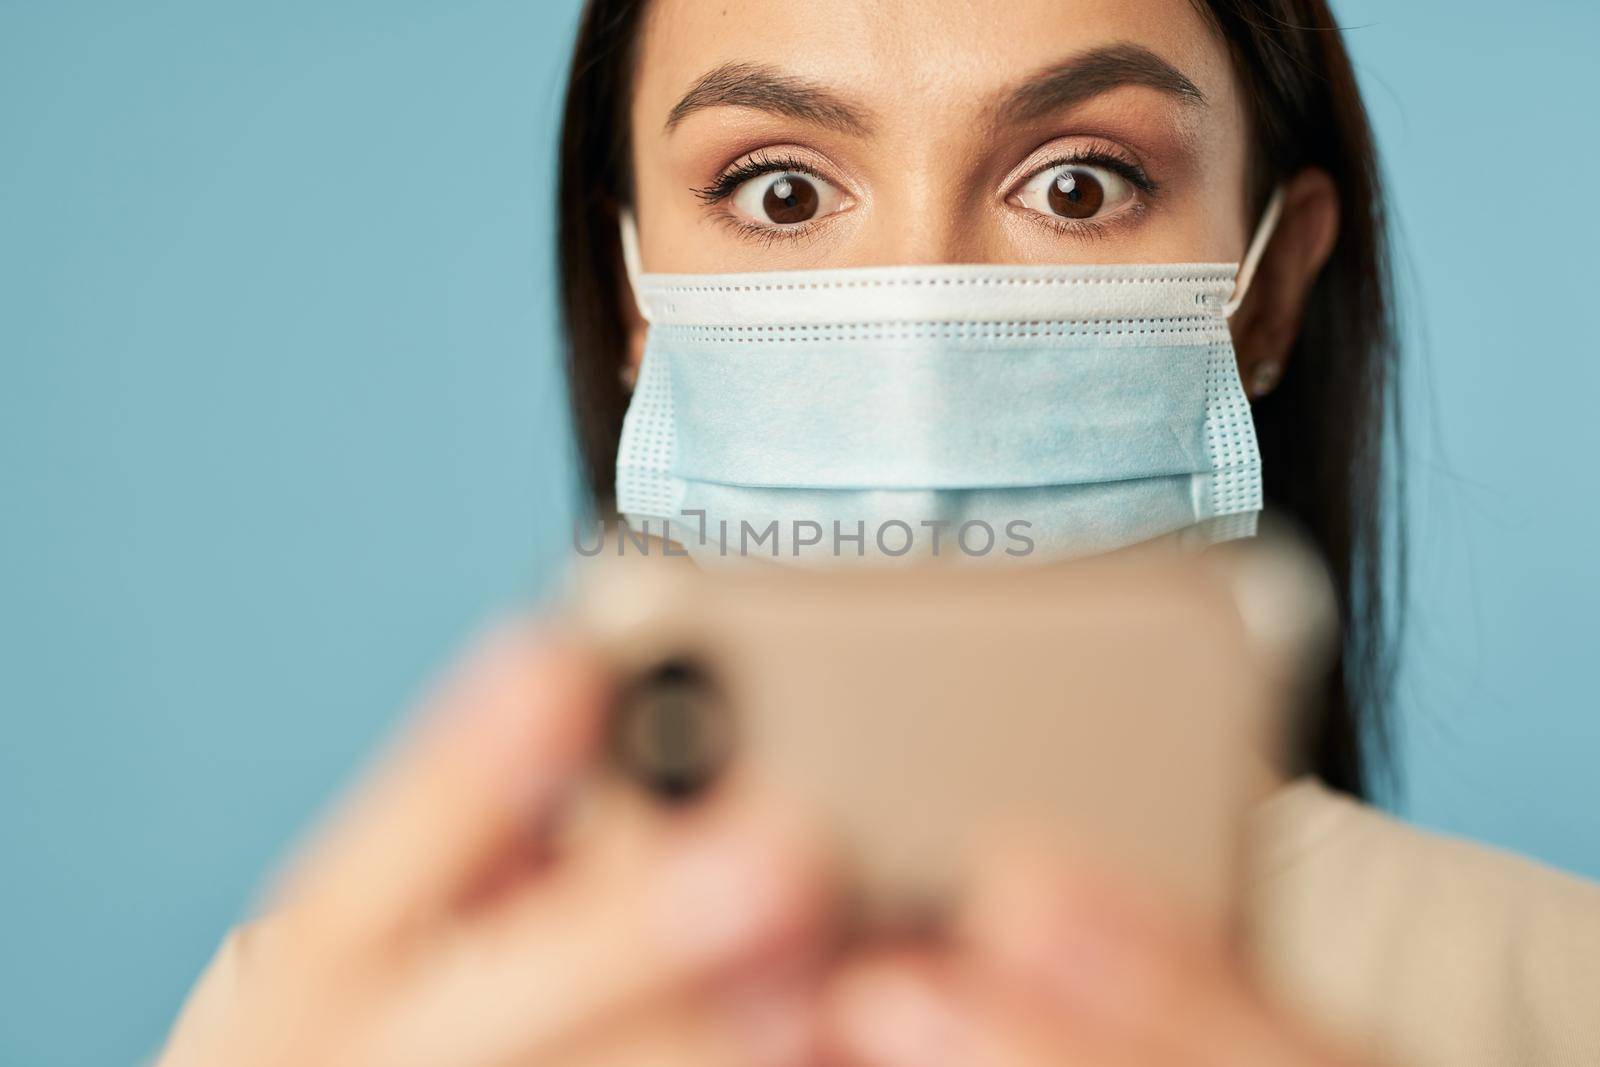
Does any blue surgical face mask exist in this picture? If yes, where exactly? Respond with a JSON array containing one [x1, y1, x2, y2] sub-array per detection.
[[614, 193, 1284, 564]]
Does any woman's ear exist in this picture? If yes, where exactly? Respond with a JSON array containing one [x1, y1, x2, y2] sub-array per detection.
[[1230, 168, 1340, 399]]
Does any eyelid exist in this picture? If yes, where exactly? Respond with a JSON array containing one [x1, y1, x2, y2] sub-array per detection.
[[692, 147, 856, 241], [1001, 137, 1157, 200], [729, 169, 848, 228], [1003, 150, 1148, 238], [693, 146, 854, 204], [1010, 162, 1133, 216]]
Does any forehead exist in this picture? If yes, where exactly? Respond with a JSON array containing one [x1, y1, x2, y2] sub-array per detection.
[[634, 0, 1238, 129]]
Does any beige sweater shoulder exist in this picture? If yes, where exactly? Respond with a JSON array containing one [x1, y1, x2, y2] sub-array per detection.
[[1244, 778, 1600, 1067]]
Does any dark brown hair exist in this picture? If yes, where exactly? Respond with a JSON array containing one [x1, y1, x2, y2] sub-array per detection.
[[556, 0, 1402, 798]]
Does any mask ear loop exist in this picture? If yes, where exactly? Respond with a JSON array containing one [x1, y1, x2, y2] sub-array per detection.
[[617, 208, 653, 323], [1222, 186, 1286, 319]]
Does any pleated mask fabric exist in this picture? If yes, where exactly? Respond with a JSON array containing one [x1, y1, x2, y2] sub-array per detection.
[[613, 197, 1279, 564]]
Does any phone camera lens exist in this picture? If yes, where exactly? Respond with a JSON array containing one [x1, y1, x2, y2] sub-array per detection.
[[611, 658, 734, 801]]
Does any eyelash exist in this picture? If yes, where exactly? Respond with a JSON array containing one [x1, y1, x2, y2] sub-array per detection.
[[691, 143, 1158, 241], [1037, 146, 1157, 195], [1017, 146, 1157, 239], [692, 150, 823, 204]]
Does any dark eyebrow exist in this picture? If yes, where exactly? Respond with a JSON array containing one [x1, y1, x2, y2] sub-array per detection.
[[665, 62, 874, 134], [996, 43, 1205, 124]]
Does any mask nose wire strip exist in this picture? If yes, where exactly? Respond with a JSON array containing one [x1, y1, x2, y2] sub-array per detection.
[[618, 208, 653, 323], [1222, 186, 1286, 319]]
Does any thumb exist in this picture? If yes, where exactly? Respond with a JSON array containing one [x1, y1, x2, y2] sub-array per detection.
[[276, 619, 609, 950]]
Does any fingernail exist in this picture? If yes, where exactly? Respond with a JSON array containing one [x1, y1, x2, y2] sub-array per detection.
[[1039, 909, 1142, 1014], [654, 824, 790, 965], [454, 621, 603, 778], [970, 868, 1142, 1015], [724, 983, 818, 1067], [834, 968, 965, 1067]]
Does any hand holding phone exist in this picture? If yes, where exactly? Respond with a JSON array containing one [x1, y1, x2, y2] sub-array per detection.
[[571, 536, 1328, 932]]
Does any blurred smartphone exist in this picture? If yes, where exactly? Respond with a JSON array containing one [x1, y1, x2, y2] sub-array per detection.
[[569, 537, 1323, 934]]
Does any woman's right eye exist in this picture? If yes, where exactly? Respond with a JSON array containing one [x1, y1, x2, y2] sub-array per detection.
[[728, 171, 846, 229], [1009, 162, 1136, 224]]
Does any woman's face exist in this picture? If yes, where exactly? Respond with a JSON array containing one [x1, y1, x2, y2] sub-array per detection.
[[627, 0, 1255, 274]]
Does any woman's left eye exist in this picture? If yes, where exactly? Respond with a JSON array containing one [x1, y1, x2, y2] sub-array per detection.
[[728, 170, 846, 228], [1010, 163, 1135, 222]]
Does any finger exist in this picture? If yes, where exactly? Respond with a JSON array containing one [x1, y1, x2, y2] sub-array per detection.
[[366, 783, 837, 1067], [548, 979, 822, 1067], [956, 841, 1230, 1025], [956, 847, 1352, 1067], [277, 618, 609, 949], [821, 955, 1170, 1067], [957, 839, 1227, 981], [818, 948, 966, 1067]]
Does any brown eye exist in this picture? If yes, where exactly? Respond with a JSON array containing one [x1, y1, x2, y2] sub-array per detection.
[[762, 175, 819, 224], [1046, 170, 1104, 219], [728, 167, 846, 230], [1011, 163, 1135, 225]]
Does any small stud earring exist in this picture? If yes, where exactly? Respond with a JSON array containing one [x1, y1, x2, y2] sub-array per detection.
[[1249, 362, 1282, 398]]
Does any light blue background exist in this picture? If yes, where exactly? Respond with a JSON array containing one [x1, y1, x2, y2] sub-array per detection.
[[2, 3, 1596, 1063]]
